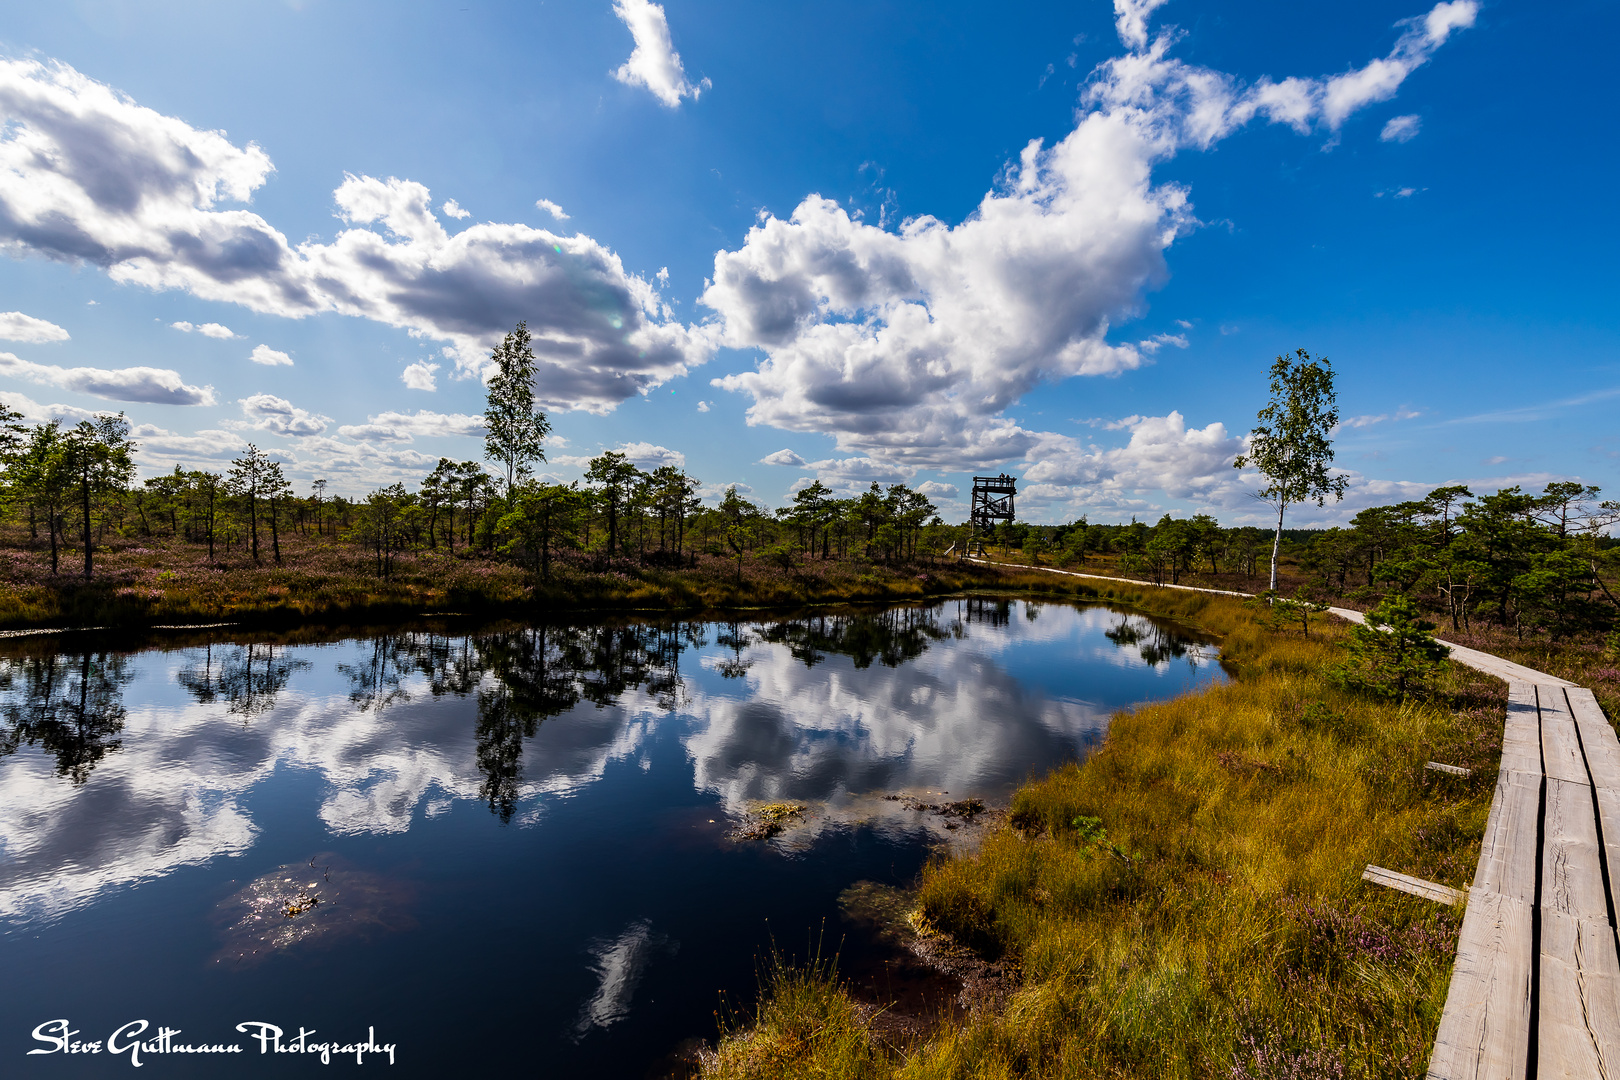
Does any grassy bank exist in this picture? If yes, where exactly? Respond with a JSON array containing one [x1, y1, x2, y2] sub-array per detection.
[[0, 531, 1303, 632], [705, 595, 1510, 1080], [0, 534, 986, 629]]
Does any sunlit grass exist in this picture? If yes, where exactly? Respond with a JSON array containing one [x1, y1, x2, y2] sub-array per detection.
[[703, 595, 1506, 1079], [706, 949, 896, 1080], [0, 530, 1292, 631]]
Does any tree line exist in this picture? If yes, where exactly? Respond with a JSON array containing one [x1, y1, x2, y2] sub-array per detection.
[[982, 481, 1619, 641], [0, 324, 951, 580], [2, 322, 1612, 649]]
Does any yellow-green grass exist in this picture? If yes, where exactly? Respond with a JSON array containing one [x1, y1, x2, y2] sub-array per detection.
[[705, 596, 1507, 1080], [707, 951, 896, 1080]]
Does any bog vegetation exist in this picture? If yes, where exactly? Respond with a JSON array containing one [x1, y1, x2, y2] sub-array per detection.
[[703, 592, 1507, 1080]]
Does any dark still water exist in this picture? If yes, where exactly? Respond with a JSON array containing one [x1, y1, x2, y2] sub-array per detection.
[[0, 599, 1221, 1077]]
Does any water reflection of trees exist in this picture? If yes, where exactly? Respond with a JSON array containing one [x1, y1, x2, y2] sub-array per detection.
[[754, 606, 948, 669], [1104, 619, 1196, 667], [335, 624, 708, 822], [178, 644, 312, 716], [0, 652, 133, 783], [475, 628, 583, 821], [961, 598, 1012, 628], [712, 622, 755, 679]]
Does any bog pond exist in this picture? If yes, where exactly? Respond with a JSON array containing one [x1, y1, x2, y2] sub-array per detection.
[[0, 598, 1222, 1077]]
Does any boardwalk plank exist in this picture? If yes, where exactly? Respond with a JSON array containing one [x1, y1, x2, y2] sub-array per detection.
[[1475, 765, 1542, 905], [1542, 775, 1610, 923], [1540, 685, 1590, 788], [1568, 688, 1620, 792], [1567, 688, 1620, 958], [1538, 910, 1620, 1077], [1500, 683, 1542, 778], [1363, 865, 1466, 905], [1426, 892, 1533, 1080]]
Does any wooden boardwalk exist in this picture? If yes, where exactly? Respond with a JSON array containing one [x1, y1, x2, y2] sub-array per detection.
[[1422, 679, 1620, 1079], [962, 570, 1620, 1074], [1323, 606, 1620, 1077]]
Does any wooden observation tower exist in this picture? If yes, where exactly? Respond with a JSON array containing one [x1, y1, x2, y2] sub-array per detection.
[[966, 473, 1017, 557]]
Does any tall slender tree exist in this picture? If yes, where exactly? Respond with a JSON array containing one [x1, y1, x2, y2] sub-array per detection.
[[311, 479, 328, 537], [262, 459, 292, 563], [483, 322, 551, 500], [1233, 349, 1349, 591], [227, 445, 273, 563], [14, 421, 70, 572], [64, 414, 136, 580], [194, 470, 223, 560]]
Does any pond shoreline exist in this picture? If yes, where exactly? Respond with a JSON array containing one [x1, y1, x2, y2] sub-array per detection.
[[0, 596, 1218, 1077], [698, 595, 1517, 1078], [0, 539, 1263, 640], [0, 570, 1247, 665]]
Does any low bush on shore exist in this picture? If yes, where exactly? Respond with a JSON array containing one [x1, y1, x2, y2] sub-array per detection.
[[704, 592, 1509, 1080]]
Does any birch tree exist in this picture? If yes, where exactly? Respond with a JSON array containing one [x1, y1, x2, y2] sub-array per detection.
[[483, 322, 551, 501], [1233, 349, 1349, 591]]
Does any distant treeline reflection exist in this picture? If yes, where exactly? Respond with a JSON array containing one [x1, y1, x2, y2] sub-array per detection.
[[0, 602, 1208, 818]]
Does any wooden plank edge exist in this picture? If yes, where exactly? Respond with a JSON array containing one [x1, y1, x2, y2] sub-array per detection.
[[1426, 892, 1533, 1080], [1364, 865, 1467, 906]]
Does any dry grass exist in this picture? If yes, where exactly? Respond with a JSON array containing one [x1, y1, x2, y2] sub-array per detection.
[[0, 532, 1298, 632], [0, 533, 974, 629], [703, 595, 1510, 1080]]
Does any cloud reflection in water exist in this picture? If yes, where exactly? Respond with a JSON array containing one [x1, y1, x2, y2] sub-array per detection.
[[0, 604, 1218, 926]]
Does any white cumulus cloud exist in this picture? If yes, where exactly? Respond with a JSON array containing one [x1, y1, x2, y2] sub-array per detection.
[[535, 199, 569, 221], [250, 344, 292, 366], [1023, 411, 1247, 509], [1138, 331, 1188, 354], [704, 1, 1475, 475], [611, 0, 710, 108], [234, 393, 330, 437], [0, 351, 214, 406], [915, 481, 958, 499], [0, 312, 69, 343], [759, 448, 807, 467], [0, 59, 710, 415], [337, 410, 485, 443], [172, 320, 237, 338], [441, 199, 470, 219], [619, 441, 685, 470], [0, 390, 100, 423], [554, 442, 686, 471], [401, 360, 439, 392], [789, 457, 914, 493]]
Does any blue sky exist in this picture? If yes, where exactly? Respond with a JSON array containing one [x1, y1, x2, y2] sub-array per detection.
[[0, 0, 1614, 524]]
